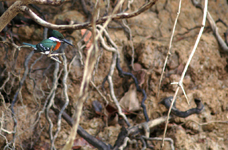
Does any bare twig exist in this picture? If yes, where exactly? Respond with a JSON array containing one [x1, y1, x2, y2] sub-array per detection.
[[107, 52, 131, 126], [114, 116, 170, 149], [32, 0, 66, 5], [119, 137, 137, 150], [19, 0, 158, 30], [142, 136, 175, 150], [46, 92, 56, 150], [90, 81, 109, 105], [45, 61, 59, 150], [11, 50, 34, 148], [122, 19, 135, 70], [207, 13, 228, 52], [62, 3, 100, 149], [0, 1, 28, 32], [161, 0, 208, 147], [158, 0, 182, 100], [51, 106, 111, 150], [192, 0, 228, 52], [187, 119, 228, 126], [52, 54, 69, 149]]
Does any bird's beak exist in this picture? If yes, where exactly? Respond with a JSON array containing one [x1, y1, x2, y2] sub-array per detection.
[[62, 39, 73, 46]]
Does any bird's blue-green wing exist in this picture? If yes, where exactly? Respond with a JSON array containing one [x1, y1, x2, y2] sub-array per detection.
[[36, 39, 57, 53]]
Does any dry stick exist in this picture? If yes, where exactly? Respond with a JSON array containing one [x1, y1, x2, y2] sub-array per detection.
[[0, 0, 66, 32], [0, 1, 27, 32], [96, 0, 125, 41], [1, 112, 15, 135], [0, 72, 10, 90], [192, 0, 228, 52], [92, 49, 103, 81], [108, 52, 131, 126], [28, 55, 43, 88], [32, 61, 60, 142], [63, 0, 136, 148], [142, 136, 175, 150], [1, 112, 12, 149], [51, 106, 110, 149], [10, 50, 34, 148], [96, 25, 131, 125], [187, 119, 228, 126], [161, 0, 208, 147], [119, 137, 137, 150], [122, 19, 135, 70], [0, 93, 8, 111], [52, 54, 69, 150], [128, 116, 169, 135], [96, 27, 117, 52], [0, 0, 65, 3], [62, 3, 101, 150], [99, 23, 149, 121], [96, 25, 117, 49], [90, 81, 109, 105], [19, 0, 158, 30], [206, 11, 228, 52], [45, 62, 59, 150], [32, 0, 66, 5], [158, 0, 183, 100], [116, 116, 169, 149], [46, 93, 56, 150]]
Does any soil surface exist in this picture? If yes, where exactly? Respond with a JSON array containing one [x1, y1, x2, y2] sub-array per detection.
[[0, 0, 228, 150]]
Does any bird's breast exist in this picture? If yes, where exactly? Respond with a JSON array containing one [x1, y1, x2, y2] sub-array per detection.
[[53, 41, 61, 50]]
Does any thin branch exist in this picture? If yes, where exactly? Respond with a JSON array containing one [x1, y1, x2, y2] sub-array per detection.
[[142, 136, 175, 150], [52, 54, 69, 149], [107, 52, 131, 126], [46, 61, 59, 150], [119, 137, 137, 150], [32, 0, 66, 5], [161, 0, 208, 147], [90, 81, 109, 105], [0, 1, 29, 32], [19, 0, 158, 30], [10, 50, 34, 148], [207, 12, 228, 51], [46, 92, 56, 150], [51, 106, 111, 150], [62, 2, 100, 149], [158, 0, 182, 100]]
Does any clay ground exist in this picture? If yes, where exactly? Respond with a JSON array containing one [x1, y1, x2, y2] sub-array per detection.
[[0, 0, 228, 149]]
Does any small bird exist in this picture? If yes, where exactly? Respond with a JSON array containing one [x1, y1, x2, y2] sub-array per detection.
[[23, 30, 73, 55]]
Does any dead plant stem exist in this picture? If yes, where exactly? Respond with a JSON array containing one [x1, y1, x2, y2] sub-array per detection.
[[161, 0, 208, 147], [158, 0, 182, 99]]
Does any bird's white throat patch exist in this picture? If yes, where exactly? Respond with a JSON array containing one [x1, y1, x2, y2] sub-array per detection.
[[49, 37, 61, 42]]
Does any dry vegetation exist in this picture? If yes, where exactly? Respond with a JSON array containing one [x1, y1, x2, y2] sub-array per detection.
[[0, 0, 227, 150]]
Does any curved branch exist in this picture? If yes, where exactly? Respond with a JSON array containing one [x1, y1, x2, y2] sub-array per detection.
[[51, 106, 111, 150], [191, 0, 228, 52], [11, 50, 34, 147], [0, 1, 28, 32], [19, 0, 158, 30], [32, 0, 66, 5], [116, 55, 149, 122]]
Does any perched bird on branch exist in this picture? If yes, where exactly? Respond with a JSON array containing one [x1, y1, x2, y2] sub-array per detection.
[[23, 30, 73, 54]]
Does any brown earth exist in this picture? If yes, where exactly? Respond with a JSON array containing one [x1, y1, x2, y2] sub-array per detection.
[[0, 0, 228, 150]]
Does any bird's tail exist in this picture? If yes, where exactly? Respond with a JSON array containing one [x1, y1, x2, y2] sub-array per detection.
[[23, 42, 36, 48]]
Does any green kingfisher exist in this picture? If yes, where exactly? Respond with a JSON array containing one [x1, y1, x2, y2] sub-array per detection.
[[23, 30, 73, 54]]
